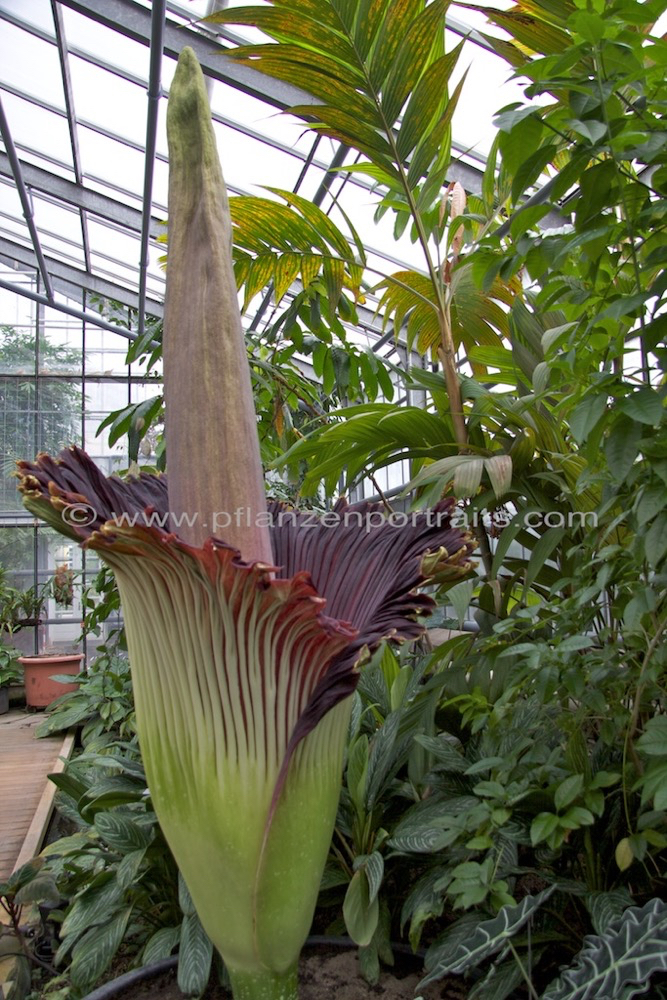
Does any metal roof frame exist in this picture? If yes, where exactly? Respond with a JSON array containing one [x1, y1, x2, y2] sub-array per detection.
[[0, 0, 564, 342]]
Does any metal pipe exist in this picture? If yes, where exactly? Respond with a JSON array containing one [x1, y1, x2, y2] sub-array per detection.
[[0, 277, 141, 339], [0, 95, 55, 301], [137, 0, 166, 340], [51, 0, 91, 273]]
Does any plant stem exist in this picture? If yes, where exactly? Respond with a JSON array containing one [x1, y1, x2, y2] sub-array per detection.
[[226, 963, 299, 1000], [507, 940, 540, 1000]]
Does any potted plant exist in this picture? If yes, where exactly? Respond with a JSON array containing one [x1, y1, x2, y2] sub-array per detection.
[[18, 647, 84, 709], [0, 646, 22, 715], [0, 569, 48, 634]]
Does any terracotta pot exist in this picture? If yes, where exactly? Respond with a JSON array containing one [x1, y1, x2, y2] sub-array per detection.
[[18, 653, 84, 709]]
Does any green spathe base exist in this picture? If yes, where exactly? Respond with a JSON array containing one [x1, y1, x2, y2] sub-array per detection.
[[227, 962, 298, 1000]]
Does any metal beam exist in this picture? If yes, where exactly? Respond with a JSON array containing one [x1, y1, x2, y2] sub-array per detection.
[[2, 6, 489, 198], [0, 96, 55, 300], [0, 238, 164, 317], [57, 0, 317, 110], [0, 276, 141, 338], [52, 0, 91, 272], [137, 0, 166, 338], [0, 152, 162, 239]]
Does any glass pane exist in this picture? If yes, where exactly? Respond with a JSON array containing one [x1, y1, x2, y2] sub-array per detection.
[[40, 304, 83, 374], [0, 524, 34, 582], [77, 126, 144, 200], [36, 378, 82, 453], [87, 219, 142, 282], [0, 0, 56, 34], [85, 327, 133, 377], [38, 529, 84, 629], [0, 177, 24, 232], [0, 20, 65, 110], [61, 6, 151, 80], [69, 55, 148, 147], [0, 321, 36, 375], [0, 374, 35, 511], [84, 380, 130, 464], [0, 271, 37, 330], [32, 195, 85, 249], [1, 92, 74, 170]]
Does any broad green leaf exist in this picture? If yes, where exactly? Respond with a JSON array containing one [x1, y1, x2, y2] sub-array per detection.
[[273, 252, 301, 302], [542, 899, 667, 1000], [413, 733, 467, 771], [454, 457, 484, 498], [60, 873, 122, 940], [116, 848, 147, 891], [362, 851, 384, 905], [14, 874, 60, 906], [143, 926, 180, 965], [645, 513, 667, 569], [178, 912, 214, 996], [381, 0, 450, 125], [570, 394, 607, 444], [618, 388, 663, 426], [366, 710, 402, 808], [467, 959, 525, 1000], [420, 887, 556, 986], [554, 774, 584, 811], [511, 143, 558, 202], [531, 812, 559, 845], [397, 42, 463, 159], [70, 906, 132, 990], [586, 889, 634, 933], [604, 417, 643, 483], [369, 0, 426, 92], [347, 734, 370, 814], [447, 578, 475, 628], [178, 870, 196, 917], [406, 70, 466, 188], [637, 717, 667, 757], [94, 812, 151, 852], [208, 5, 359, 65], [388, 824, 462, 854], [490, 506, 544, 579], [523, 526, 565, 594], [482, 7, 570, 55], [484, 455, 513, 499], [615, 839, 634, 872], [344, 868, 379, 946]]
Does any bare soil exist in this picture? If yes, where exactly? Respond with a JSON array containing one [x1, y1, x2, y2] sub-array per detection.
[[111, 949, 468, 999]]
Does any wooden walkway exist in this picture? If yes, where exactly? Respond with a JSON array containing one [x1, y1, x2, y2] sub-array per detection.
[[0, 711, 74, 881]]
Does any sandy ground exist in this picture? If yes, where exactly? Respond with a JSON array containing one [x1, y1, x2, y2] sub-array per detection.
[[112, 948, 468, 999]]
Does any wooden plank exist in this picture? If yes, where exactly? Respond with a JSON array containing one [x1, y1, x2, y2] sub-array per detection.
[[0, 712, 75, 880], [15, 732, 75, 871], [0, 713, 76, 998]]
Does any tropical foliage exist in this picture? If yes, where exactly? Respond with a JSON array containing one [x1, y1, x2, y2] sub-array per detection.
[[10, 0, 667, 998]]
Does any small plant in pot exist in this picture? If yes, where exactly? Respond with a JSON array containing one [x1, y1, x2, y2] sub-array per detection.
[[0, 646, 22, 714], [0, 573, 47, 634], [18, 647, 84, 710]]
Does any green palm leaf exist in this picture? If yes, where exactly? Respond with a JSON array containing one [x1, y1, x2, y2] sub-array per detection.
[[275, 403, 456, 494], [209, 0, 462, 191], [229, 189, 364, 309], [375, 263, 516, 357]]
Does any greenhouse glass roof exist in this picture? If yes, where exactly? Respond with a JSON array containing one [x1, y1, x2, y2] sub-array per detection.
[[0, 0, 526, 340]]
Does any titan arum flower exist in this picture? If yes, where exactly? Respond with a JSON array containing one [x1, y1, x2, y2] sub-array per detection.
[[17, 48, 474, 1000]]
